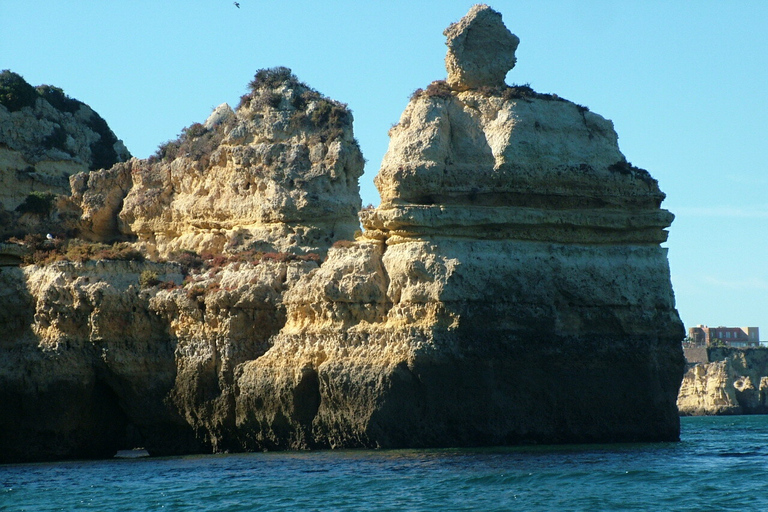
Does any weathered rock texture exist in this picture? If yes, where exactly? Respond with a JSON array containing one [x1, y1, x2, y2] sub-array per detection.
[[0, 6, 685, 463], [0, 68, 363, 463], [233, 5, 684, 448], [0, 261, 192, 461], [678, 348, 768, 415], [0, 257, 319, 461], [445, 4, 520, 90], [69, 68, 363, 257], [0, 70, 130, 234]]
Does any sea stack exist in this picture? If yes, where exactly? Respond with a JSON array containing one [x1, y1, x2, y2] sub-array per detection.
[[238, 4, 686, 447]]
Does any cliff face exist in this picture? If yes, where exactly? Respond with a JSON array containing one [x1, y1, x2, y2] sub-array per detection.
[[233, 4, 685, 448], [0, 255, 324, 461], [69, 68, 363, 257], [0, 5, 685, 463], [0, 71, 130, 236], [678, 348, 768, 415], [0, 261, 191, 461], [0, 68, 362, 462]]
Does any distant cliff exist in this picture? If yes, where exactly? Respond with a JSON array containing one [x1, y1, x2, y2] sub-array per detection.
[[678, 348, 768, 415]]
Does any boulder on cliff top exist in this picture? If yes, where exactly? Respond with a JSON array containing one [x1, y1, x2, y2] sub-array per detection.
[[444, 4, 520, 90]]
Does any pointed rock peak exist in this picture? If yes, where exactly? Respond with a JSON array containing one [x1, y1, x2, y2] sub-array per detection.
[[444, 4, 520, 91], [204, 103, 234, 130]]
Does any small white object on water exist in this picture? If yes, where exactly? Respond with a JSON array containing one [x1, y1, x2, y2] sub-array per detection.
[[114, 448, 150, 459]]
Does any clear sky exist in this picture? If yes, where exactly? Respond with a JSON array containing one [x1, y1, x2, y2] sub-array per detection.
[[2, 1, 766, 335]]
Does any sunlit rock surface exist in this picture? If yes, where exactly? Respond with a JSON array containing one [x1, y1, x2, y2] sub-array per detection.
[[0, 6, 685, 463], [678, 348, 768, 415], [70, 69, 363, 258], [238, 4, 684, 448]]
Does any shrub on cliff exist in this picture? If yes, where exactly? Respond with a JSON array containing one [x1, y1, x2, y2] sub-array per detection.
[[139, 270, 159, 289], [309, 99, 349, 137], [15, 192, 57, 216], [238, 67, 301, 110], [166, 250, 205, 273], [42, 126, 69, 153], [411, 80, 454, 101], [248, 66, 298, 92], [35, 85, 83, 114], [16, 239, 145, 265], [238, 67, 352, 142], [150, 120, 230, 167], [0, 70, 37, 112]]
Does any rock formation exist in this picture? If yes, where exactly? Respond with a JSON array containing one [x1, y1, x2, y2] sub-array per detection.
[[0, 5, 685, 463], [0, 68, 363, 462], [444, 4, 520, 91], [678, 348, 768, 415], [232, 4, 685, 448], [0, 260, 193, 461], [0, 70, 130, 236], [69, 67, 363, 257]]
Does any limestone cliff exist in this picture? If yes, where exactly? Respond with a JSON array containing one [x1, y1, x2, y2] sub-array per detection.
[[0, 70, 130, 236], [0, 5, 685, 463], [0, 260, 192, 461], [678, 348, 768, 415], [69, 68, 363, 257], [232, 4, 685, 448], [0, 256, 320, 461], [0, 68, 365, 462]]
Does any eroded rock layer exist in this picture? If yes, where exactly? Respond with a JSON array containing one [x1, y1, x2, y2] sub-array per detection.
[[0, 257, 320, 461], [0, 70, 130, 236], [70, 68, 363, 257], [234, 4, 685, 447], [678, 348, 768, 415]]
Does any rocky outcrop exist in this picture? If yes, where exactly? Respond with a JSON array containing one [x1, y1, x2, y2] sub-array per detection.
[[0, 70, 130, 235], [232, 4, 685, 448], [0, 68, 363, 462], [678, 348, 768, 415], [0, 255, 323, 462], [444, 4, 520, 91], [0, 5, 685, 463], [0, 260, 193, 461], [69, 68, 364, 257]]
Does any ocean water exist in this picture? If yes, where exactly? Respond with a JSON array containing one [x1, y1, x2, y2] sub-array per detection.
[[3, 416, 768, 511]]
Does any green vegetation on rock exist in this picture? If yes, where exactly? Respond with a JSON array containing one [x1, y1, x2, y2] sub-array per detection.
[[0, 70, 38, 112]]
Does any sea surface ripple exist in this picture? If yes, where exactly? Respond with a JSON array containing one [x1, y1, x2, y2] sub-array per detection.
[[3, 416, 768, 511]]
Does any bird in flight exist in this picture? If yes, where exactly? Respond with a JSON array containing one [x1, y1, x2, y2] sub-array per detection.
[[234, 2, 240, 7]]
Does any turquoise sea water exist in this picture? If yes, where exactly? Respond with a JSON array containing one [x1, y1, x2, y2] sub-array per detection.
[[3, 416, 768, 511]]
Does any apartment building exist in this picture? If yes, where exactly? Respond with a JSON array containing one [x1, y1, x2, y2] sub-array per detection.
[[688, 325, 760, 347]]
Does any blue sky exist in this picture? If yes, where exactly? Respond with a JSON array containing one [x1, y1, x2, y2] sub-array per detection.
[[2, 1, 766, 335]]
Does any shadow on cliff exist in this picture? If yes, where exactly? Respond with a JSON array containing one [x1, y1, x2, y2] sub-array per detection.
[[0, 265, 199, 464], [360, 250, 685, 448]]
